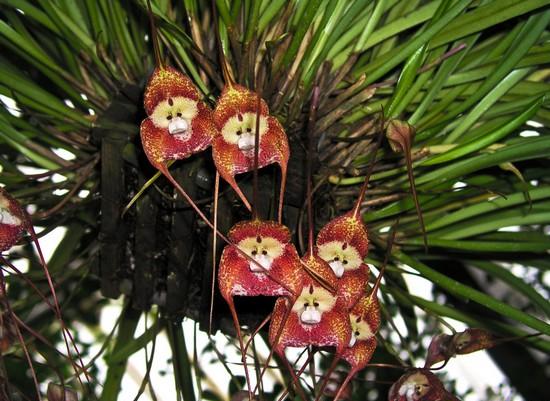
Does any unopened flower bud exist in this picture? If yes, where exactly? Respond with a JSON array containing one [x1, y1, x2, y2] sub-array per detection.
[[386, 119, 415, 154], [47, 383, 78, 401]]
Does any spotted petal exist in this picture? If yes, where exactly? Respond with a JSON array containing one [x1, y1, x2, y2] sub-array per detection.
[[0, 188, 27, 252], [317, 211, 369, 260], [218, 220, 303, 300]]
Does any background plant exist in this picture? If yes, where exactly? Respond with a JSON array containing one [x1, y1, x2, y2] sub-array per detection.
[[0, 0, 549, 400]]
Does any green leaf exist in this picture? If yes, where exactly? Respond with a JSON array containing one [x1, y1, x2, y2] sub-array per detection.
[[442, 68, 532, 144], [108, 320, 162, 363], [395, 251, 550, 335], [357, 0, 474, 84], [278, 0, 322, 71], [416, 136, 550, 187], [167, 322, 196, 401], [468, 260, 550, 318], [425, 187, 550, 231], [386, 44, 428, 118], [100, 306, 141, 401], [425, 93, 546, 164], [0, 114, 61, 170], [431, 0, 550, 47]]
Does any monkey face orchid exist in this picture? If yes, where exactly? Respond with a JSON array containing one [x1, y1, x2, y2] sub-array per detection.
[[316, 211, 370, 308], [212, 84, 289, 214], [326, 292, 379, 401], [347, 289, 380, 346], [0, 188, 26, 252], [452, 328, 497, 355], [316, 211, 369, 277], [343, 312, 377, 359], [269, 253, 350, 355], [352, 286, 381, 333], [388, 369, 461, 401], [218, 219, 302, 301], [140, 66, 217, 171]]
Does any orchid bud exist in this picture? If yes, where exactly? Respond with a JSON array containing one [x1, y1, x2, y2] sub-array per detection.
[[424, 333, 454, 368], [47, 383, 78, 401], [388, 369, 461, 401], [386, 119, 415, 154]]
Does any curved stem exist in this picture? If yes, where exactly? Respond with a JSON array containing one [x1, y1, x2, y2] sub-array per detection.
[[0, 271, 42, 401], [226, 298, 254, 401], [27, 226, 90, 385], [314, 356, 339, 401], [161, 166, 296, 296], [209, 172, 220, 335], [352, 113, 386, 219], [252, 92, 261, 219], [306, 86, 321, 253], [331, 370, 355, 401]]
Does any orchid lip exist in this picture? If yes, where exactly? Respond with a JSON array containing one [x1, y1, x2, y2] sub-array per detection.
[[238, 133, 256, 151], [329, 260, 345, 278], [0, 209, 21, 226], [300, 306, 321, 324], [168, 117, 190, 136], [249, 254, 272, 273]]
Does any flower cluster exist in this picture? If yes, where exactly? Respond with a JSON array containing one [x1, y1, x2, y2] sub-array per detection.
[[139, 49, 385, 399]]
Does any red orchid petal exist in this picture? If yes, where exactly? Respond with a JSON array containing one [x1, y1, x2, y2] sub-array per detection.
[[270, 298, 351, 354], [269, 255, 351, 354], [218, 243, 302, 300], [212, 116, 289, 178], [213, 84, 269, 127], [424, 333, 454, 368], [140, 111, 215, 169], [316, 211, 369, 259], [140, 66, 216, 169], [218, 220, 303, 300], [341, 336, 376, 371], [351, 291, 381, 334], [336, 264, 370, 309], [0, 188, 27, 252], [143, 66, 200, 115], [212, 84, 289, 211], [228, 219, 290, 243], [303, 252, 340, 294]]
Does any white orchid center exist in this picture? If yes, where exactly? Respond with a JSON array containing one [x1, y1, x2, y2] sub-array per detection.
[[221, 112, 268, 152], [0, 196, 21, 226], [237, 131, 256, 151], [348, 313, 374, 348], [348, 333, 357, 347], [318, 241, 362, 277], [398, 372, 429, 401], [293, 285, 336, 325], [301, 306, 322, 324], [150, 96, 198, 137], [237, 235, 284, 273], [168, 116, 189, 136], [453, 331, 472, 351], [329, 260, 345, 278]]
